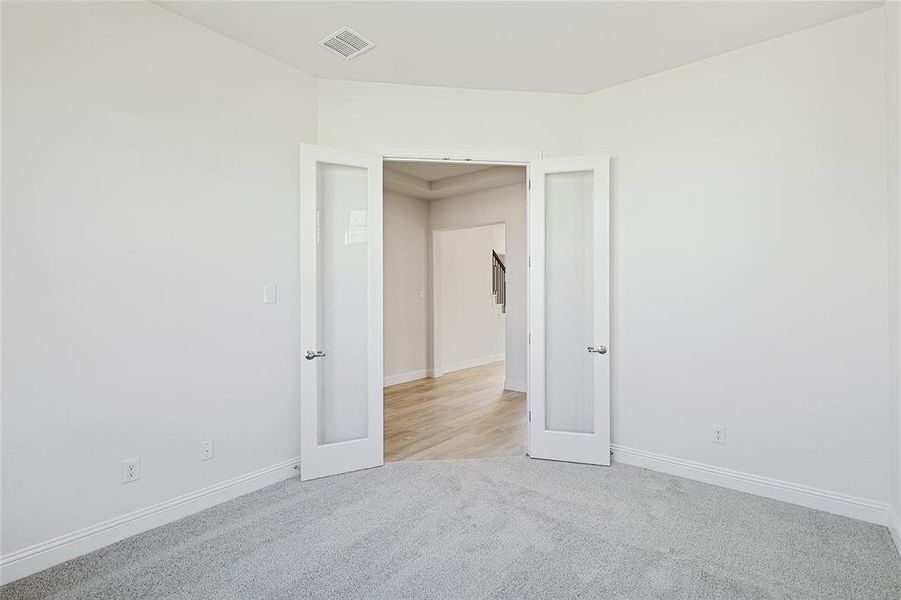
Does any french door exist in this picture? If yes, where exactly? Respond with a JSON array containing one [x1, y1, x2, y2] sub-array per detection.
[[299, 144, 383, 480], [528, 156, 611, 465], [299, 148, 608, 479]]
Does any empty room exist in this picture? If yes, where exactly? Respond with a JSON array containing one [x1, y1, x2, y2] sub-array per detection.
[[2, 1, 901, 599]]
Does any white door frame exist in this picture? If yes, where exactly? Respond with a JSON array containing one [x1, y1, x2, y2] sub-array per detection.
[[376, 145, 537, 456]]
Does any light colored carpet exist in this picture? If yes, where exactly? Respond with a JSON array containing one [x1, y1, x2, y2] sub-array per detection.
[[3, 456, 900, 599]]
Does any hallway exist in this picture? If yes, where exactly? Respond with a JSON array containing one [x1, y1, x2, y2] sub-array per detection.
[[384, 362, 526, 462]]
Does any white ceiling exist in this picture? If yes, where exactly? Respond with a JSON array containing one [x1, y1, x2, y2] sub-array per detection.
[[384, 161, 495, 182], [384, 163, 526, 200], [158, 1, 880, 94]]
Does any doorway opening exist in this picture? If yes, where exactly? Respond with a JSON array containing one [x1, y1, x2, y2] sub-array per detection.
[[382, 160, 528, 461]]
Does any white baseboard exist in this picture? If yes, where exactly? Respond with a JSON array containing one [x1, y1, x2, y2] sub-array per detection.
[[889, 510, 901, 558], [504, 379, 526, 392], [439, 353, 505, 375], [611, 444, 889, 526], [0, 456, 301, 585], [384, 369, 431, 386]]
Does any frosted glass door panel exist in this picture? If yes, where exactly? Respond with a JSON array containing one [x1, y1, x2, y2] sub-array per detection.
[[544, 170, 594, 434], [317, 162, 369, 445], [528, 154, 609, 466]]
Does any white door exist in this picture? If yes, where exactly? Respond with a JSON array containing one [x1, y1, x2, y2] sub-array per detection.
[[528, 156, 610, 465], [299, 143, 383, 480]]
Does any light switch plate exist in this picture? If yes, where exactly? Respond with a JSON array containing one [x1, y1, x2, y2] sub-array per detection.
[[263, 283, 278, 304]]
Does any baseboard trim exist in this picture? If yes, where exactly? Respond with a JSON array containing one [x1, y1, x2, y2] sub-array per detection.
[[889, 510, 901, 558], [439, 353, 505, 375], [503, 379, 526, 392], [611, 444, 889, 525], [0, 456, 301, 585], [384, 369, 431, 386]]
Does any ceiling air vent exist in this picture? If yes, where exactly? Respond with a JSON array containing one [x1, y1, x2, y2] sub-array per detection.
[[319, 27, 375, 60]]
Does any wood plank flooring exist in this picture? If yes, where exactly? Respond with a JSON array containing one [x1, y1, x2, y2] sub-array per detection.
[[384, 361, 526, 462]]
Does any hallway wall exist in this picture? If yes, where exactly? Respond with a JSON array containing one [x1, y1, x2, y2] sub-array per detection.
[[383, 192, 430, 384], [430, 184, 528, 392], [434, 224, 506, 374]]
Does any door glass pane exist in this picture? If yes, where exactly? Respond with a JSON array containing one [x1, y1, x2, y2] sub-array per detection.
[[545, 170, 594, 433], [317, 162, 369, 445]]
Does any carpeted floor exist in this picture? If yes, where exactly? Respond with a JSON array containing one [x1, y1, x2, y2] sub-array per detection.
[[3, 456, 900, 599]]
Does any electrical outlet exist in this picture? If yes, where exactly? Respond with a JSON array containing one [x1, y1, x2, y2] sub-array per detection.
[[200, 440, 214, 461], [712, 425, 726, 444], [263, 283, 278, 304], [122, 457, 140, 483]]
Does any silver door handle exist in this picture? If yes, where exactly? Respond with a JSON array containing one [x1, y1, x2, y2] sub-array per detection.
[[305, 350, 326, 360], [587, 345, 608, 355]]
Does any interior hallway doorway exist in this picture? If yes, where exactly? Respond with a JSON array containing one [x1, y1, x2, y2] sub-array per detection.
[[382, 160, 528, 461]]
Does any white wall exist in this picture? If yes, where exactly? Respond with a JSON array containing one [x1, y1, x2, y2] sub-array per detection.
[[317, 80, 583, 158], [886, 0, 901, 542], [492, 227, 506, 255], [430, 184, 527, 391], [434, 225, 506, 372], [583, 9, 890, 504], [1, 0, 317, 570], [383, 192, 430, 383]]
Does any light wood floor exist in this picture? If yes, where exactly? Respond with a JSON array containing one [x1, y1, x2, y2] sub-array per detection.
[[384, 361, 526, 462]]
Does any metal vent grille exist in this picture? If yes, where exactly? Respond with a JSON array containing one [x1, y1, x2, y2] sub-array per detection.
[[319, 27, 375, 60]]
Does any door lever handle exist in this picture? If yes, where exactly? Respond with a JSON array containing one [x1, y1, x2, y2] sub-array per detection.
[[587, 345, 608, 355], [305, 350, 326, 360]]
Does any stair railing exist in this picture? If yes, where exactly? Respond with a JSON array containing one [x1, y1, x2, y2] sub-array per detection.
[[492, 250, 506, 313]]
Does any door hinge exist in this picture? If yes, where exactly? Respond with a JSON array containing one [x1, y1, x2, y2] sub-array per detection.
[[528, 332, 532, 344], [528, 179, 531, 190], [528, 410, 531, 422], [528, 256, 531, 267]]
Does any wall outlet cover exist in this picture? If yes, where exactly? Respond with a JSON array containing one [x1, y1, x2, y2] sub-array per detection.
[[200, 440, 214, 461], [122, 457, 140, 483]]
